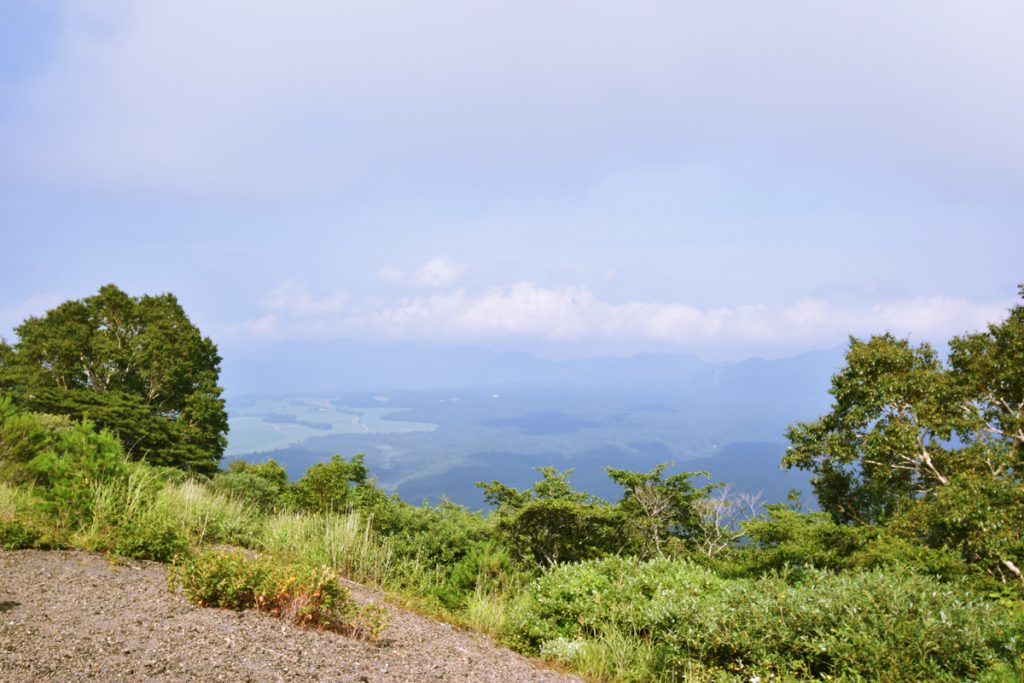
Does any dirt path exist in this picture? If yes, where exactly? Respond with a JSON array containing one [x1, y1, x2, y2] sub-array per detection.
[[0, 550, 582, 682]]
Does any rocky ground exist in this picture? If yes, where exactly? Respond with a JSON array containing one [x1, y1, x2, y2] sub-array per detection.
[[0, 549, 582, 682]]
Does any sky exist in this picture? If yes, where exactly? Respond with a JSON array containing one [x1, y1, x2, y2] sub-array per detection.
[[1, 1, 1022, 361]]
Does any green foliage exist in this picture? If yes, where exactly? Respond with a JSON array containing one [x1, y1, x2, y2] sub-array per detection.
[[784, 289, 1024, 583], [730, 503, 972, 583], [171, 549, 387, 639], [60, 460, 253, 560], [371, 497, 492, 568], [891, 472, 1024, 588], [513, 556, 1024, 681], [0, 397, 71, 478], [23, 418, 129, 528], [430, 540, 513, 610], [0, 284, 228, 474], [211, 458, 289, 512], [77, 463, 187, 560], [113, 517, 189, 562], [607, 462, 714, 558], [784, 334, 959, 524], [0, 519, 41, 549], [948, 284, 1024, 463], [0, 483, 52, 552], [479, 467, 626, 567], [285, 453, 382, 513]]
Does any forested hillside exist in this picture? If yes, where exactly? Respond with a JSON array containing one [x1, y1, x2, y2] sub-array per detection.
[[1, 286, 1022, 681]]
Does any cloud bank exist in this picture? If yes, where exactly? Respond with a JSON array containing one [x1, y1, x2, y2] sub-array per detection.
[[230, 277, 1010, 355]]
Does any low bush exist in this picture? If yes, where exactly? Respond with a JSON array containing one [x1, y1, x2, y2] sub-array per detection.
[[210, 459, 288, 512], [0, 398, 70, 479], [171, 549, 388, 640], [22, 418, 129, 528], [512, 556, 1024, 681], [730, 504, 975, 585], [112, 517, 189, 562], [0, 519, 41, 549], [429, 540, 514, 610]]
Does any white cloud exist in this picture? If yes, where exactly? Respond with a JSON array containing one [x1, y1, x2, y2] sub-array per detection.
[[235, 313, 279, 339], [229, 280, 1011, 351], [411, 257, 463, 289], [374, 258, 463, 289], [264, 283, 350, 317]]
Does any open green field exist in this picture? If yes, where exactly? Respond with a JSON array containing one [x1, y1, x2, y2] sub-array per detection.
[[225, 396, 437, 456]]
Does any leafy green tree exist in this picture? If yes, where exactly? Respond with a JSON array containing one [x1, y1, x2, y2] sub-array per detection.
[[0, 285, 227, 474], [784, 287, 1024, 583], [286, 453, 383, 513], [606, 462, 715, 557], [948, 286, 1024, 464], [783, 334, 959, 524], [478, 467, 625, 567]]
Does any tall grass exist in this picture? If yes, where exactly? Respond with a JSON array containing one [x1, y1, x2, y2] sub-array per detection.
[[70, 468, 262, 559], [77, 464, 161, 545], [463, 585, 510, 637], [0, 481, 50, 549], [260, 511, 408, 587], [151, 478, 262, 547], [0, 481, 38, 520], [541, 629, 662, 683]]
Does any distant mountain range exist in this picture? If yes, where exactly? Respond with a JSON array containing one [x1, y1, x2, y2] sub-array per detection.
[[221, 340, 846, 397]]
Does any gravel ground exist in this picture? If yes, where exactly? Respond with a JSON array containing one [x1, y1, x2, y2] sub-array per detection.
[[0, 549, 582, 682]]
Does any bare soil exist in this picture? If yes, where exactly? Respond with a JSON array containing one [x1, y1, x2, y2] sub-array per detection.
[[0, 549, 582, 682]]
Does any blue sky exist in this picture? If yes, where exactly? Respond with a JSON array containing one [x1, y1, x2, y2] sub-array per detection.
[[1, 1, 1021, 360]]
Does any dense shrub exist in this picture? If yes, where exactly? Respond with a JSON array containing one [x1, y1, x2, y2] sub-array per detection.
[[429, 540, 513, 610], [1, 399, 128, 529], [513, 556, 1024, 681], [480, 468, 628, 566], [730, 504, 974, 584], [171, 549, 387, 639], [211, 459, 288, 512], [372, 498, 492, 567], [23, 419, 129, 527], [0, 519, 41, 549], [0, 397, 70, 477], [285, 453, 384, 513], [112, 517, 189, 562]]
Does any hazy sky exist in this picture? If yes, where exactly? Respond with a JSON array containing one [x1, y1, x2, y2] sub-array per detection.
[[2, 1, 1021, 360]]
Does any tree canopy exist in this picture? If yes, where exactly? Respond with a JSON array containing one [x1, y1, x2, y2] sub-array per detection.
[[0, 284, 228, 474], [784, 285, 1024, 583]]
